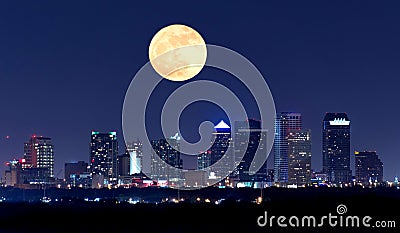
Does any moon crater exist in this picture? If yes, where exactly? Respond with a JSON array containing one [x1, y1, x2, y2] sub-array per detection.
[[149, 24, 207, 81]]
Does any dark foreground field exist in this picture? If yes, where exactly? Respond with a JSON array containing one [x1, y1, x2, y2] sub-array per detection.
[[0, 187, 399, 233]]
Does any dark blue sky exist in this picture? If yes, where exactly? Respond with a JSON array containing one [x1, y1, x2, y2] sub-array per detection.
[[0, 1, 399, 180]]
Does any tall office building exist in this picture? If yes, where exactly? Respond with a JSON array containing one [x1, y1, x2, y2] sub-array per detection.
[[197, 150, 212, 170], [89, 131, 118, 185], [274, 112, 302, 184], [210, 120, 233, 179], [355, 151, 383, 185], [117, 152, 130, 177], [127, 140, 143, 175], [23, 142, 33, 167], [322, 113, 351, 184], [234, 119, 268, 183], [210, 120, 231, 163], [196, 120, 234, 179], [24, 135, 54, 178], [287, 130, 312, 186], [151, 133, 183, 183]]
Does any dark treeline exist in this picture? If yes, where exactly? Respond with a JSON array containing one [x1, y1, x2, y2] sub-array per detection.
[[1, 186, 400, 203], [0, 187, 398, 233]]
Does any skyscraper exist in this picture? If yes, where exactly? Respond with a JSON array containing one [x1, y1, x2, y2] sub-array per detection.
[[322, 113, 351, 184], [355, 151, 383, 185], [127, 140, 143, 175], [274, 112, 302, 184], [234, 119, 268, 183], [151, 133, 182, 183], [197, 150, 211, 170], [210, 120, 233, 179], [287, 130, 312, 186], [89, 131, 118, 185], [117, 152, 130, 177], [24, 135, 54, 178]]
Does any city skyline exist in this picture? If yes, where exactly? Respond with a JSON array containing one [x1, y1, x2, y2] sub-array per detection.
[[2, 112, 396, 184], [1, 1, 400, 182]]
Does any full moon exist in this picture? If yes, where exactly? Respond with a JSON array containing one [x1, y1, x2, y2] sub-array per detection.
[[148, 24, 207, 81]]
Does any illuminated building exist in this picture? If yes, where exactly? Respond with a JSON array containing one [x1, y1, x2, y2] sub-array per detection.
[[322, 113, 351, 184], [311, 171, 329, 186], [65, 161, 88, 187], [4, 158, 50, 186], [24, 135, 54, 178], [117, 152, 130, 176], [18, 167, 49, 185], [23, 141, 32, 167], [117, 140, 142, 184], [234, 119, 268, 184], [355, 151, 383, 185], [266, 169, 274, 183], [210, 120, 233, 180], [274, 112, 302, 184], [196, 120, 234, 182], [89, 131, 118, 186], [68, 172, 91, 188], [150, 133, 183, 184], [197, 150, 211, 170], [4, 159, 19, 186], [287, 130, 312, 186], [127, 140, 142, 175]]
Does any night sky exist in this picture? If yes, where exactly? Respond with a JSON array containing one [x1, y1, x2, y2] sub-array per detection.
[[0, 1, 399, 180]]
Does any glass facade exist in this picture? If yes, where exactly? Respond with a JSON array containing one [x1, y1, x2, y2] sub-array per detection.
[[150, 134, 183, 184], [89, 131, 118, 185], [355, 151, 383, 185], [234, 119, 268, 183], [24, 136, 54, 178], [287, 130, 312, 186], [274, 112, 302, 184], [322, 113, 351, 184]]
